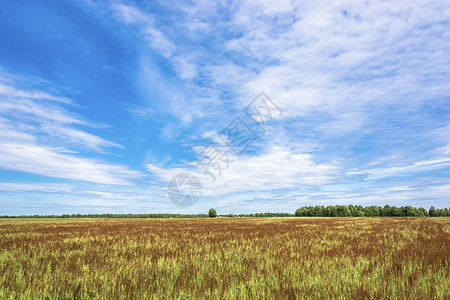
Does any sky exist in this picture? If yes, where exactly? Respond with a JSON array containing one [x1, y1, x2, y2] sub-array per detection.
[[0, 0, 449, 215]]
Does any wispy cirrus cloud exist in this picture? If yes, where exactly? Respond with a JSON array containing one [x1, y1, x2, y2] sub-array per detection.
[[0, 71, 141, 185], [113, 3, 175, 58], [105, 0, 450, 139], [349, 157, 450, 181], [0, 144, 139, 185], [146, 145, 338, 196], [102, 0, 450, 208]]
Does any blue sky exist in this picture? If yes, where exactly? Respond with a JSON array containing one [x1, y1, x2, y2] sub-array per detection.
[[0, 0, 449, 215]]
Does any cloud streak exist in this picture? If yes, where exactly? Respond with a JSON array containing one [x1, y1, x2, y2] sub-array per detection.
[[0, 71, 141, 185], [146, 145, 338, 196]]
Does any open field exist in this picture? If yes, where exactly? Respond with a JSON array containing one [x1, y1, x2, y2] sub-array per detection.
[[0, 217, 449, 299]]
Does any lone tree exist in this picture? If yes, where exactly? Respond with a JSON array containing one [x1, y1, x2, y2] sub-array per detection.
[[208, 208, 217, 218]]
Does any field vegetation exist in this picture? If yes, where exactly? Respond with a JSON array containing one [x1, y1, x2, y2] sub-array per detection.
[[0, 217, 449, 299]]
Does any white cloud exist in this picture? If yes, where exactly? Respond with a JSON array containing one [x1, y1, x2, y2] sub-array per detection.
[[433, 143, 450, 156], [128, 106, 155, 119], [113, 3, 175, 57], [0, 181, 73, 193], [160, 0, 450, 130], [0, 71, 141, 185], [348, 157, 450, 181], [0, 96, 83, 125], [0, 143, 139, 185], [173, 57, 198, 80], [0, 181, 172, 213], [40, 125, 123, 151], [146, 145, 338, 196], [0, 82, 71, 103], [98, 0, 450, 125], [113, 3, 150, 24]]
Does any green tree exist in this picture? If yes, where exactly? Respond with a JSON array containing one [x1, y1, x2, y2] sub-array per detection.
[[444, 208, 450, 217], [435, 208, 445, 217], [356, 205, 365, 216], [208, 208, 217, 218], [429, 206, 437, 217], [417, 207, 429, 217], [405, 206, 418, 217], [381, 205, 391, 216], [315, 205, 325, 217], [336, 205, 351, 217], [328, 206, 337, 217], [390, 206, 402, 217], [294, 208, 303, 216]]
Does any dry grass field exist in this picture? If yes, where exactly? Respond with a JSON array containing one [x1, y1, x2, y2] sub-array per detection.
[[0, 217, 449, 299]]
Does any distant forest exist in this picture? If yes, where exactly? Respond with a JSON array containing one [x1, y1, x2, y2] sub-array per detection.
[[294, 205, 449, 217], [0, 205, 449, 218]]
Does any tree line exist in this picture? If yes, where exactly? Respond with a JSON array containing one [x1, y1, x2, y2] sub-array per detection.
[[294, 205, 449, 217], [0, 205, 448, 218], [0, 212, 294, 219], [0, 213, 209, 219]]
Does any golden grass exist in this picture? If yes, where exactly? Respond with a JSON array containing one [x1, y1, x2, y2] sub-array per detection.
[[0, 217, 449, 299]]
